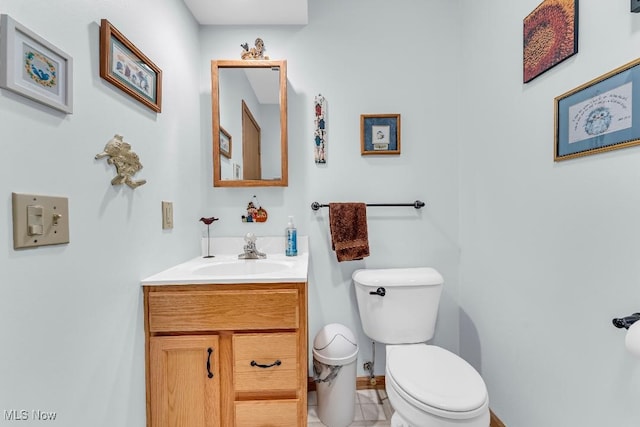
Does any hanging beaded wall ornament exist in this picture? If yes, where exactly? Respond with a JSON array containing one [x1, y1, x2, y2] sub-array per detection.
[[314, 94, 327, 164]]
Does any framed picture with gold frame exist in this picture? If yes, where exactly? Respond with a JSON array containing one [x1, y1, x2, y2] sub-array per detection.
[[99, 19, 162, 112], [220, 126, 232, 159], [360, 114, 401, 155], [555, 57, 640, 161]]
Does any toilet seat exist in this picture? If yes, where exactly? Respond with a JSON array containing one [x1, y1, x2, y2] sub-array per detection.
[[386, 345, 488, 419]]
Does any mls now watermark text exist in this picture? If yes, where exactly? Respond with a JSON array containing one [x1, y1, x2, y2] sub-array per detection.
[[4, 409, 57, 421]]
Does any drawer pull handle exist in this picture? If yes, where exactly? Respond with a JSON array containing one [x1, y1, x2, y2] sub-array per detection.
[[250, 359, 282, 369], [206, 348, 214, 379]]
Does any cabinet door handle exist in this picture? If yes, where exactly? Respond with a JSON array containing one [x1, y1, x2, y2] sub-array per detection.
[[206, 348, 214, 378], [250, 359, 282, 369]]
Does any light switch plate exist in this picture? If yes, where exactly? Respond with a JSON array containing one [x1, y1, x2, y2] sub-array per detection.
[[162, 201, 173, 229], [12, 192, 70, 249]]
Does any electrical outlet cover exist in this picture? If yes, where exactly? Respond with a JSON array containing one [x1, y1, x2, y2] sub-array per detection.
[[162, 201, 173, 229], [12, 192, 70, 249]]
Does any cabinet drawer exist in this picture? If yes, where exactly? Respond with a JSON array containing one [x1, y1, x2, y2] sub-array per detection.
[[235, 399, 300, 427], [147, 289, 299, 332], [234, 333, 298, 392]]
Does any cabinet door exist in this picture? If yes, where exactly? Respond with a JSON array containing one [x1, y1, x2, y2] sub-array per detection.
[[150, 336, 220, 427]]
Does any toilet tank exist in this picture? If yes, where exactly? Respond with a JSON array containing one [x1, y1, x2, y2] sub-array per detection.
[[353, 268, 443, 345]]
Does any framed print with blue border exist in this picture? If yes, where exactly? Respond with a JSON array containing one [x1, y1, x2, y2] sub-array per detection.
[[0, 14, 73, 114], [361, 114, 401, 155], [555, 57, 640, 161]]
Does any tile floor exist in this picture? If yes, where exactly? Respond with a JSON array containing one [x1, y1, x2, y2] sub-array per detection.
[[307, 388, 393, 427]]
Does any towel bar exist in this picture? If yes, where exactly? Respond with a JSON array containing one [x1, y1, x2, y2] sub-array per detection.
[[310, 200, 425, 211]]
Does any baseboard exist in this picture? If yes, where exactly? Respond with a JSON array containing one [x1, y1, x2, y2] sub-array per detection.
[[307, 375, 385, 392], [308, 376, 507, 427], [490, 409, 506, 427], [356, 375, 386, 390]]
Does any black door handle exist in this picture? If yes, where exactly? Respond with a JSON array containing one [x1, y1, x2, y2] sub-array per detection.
[[206, 347, 214, 378], [251, 359, 282, 369]]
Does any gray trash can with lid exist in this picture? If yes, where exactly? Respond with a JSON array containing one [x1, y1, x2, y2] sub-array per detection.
[[313, 323, 359, 427]]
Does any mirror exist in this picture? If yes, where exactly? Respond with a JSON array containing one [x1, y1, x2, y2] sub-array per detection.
[[211, 59, 288, 187]]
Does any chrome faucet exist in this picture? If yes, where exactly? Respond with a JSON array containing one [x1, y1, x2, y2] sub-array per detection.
[[238, 232, 266, 259]]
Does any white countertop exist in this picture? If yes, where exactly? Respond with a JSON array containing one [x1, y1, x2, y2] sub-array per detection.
[[141, 236, 309, 286]]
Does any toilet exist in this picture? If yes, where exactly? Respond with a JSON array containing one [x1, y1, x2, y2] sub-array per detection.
[[353, 268, 489, 427]]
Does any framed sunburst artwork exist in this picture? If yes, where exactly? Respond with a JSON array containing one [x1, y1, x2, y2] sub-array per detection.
[[523, 0, 578, 83]]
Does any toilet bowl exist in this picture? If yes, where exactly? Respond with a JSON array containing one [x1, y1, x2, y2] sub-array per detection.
[[352, 268, 490, 427], [385, 344, 489, 427]]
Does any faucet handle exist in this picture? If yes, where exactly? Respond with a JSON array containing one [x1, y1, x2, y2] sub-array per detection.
[[244, 232, 257, 244]]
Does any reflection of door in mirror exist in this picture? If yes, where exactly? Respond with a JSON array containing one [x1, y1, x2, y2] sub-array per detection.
[[212, 59, 287, 187], [218, 66, 279, 180], [242, 100, 261, 179]]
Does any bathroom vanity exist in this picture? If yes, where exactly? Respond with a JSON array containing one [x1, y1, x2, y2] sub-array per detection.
[[141, 237, 309, 427]]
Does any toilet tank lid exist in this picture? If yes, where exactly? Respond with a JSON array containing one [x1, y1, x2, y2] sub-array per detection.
[[352, 268, 443, 287]]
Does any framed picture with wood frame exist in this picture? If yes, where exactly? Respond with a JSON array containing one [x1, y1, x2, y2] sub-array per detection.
[[99, 19, 162, 112], [360, 114, 401, 155], [219, 126, 232, 159], [555, 57, 640, 161]]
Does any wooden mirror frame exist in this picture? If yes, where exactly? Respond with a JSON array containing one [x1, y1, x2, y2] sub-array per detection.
[[211, 59, 288, 187]]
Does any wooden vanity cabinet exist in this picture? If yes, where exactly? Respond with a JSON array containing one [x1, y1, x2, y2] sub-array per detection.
[[143, 282, 308, 427]]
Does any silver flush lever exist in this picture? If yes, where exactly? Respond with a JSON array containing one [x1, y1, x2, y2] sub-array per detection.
[[369, 287, 386, 297]]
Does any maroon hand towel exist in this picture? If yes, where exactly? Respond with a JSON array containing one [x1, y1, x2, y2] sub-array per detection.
[[329, 202, 370, 262]]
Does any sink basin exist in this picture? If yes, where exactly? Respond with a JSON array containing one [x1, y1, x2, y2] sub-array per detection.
[[193, 260, 292, 276], [140, 236, 309, 285]]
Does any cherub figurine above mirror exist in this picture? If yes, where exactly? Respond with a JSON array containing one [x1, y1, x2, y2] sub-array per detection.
[[241, 38, 269, 60]]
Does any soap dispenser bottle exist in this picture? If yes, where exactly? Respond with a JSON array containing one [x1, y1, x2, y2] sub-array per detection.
[[285, 216, 298, 256]]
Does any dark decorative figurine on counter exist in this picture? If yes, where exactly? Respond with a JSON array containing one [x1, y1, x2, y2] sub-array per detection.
[[200, 216, 219, 226], [199, 216, 219, 258], [240, 38, 269, 60]]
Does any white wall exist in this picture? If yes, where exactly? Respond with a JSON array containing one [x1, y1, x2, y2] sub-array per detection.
[[2, 1, 462, 424], [0, 1, 202, 425], [199, 0, 463, 378], [459, 1, 640, 426], [8, 0, 640, 426]]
